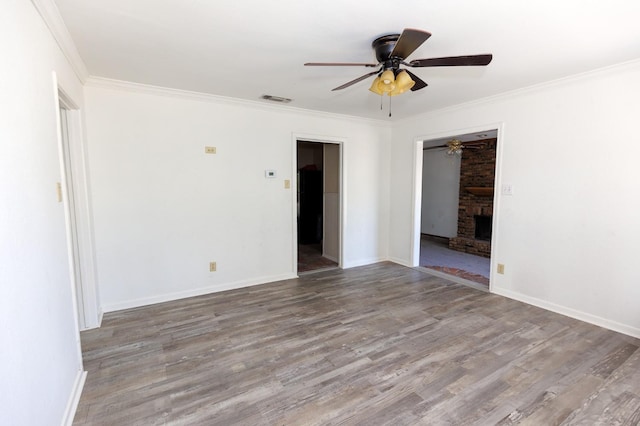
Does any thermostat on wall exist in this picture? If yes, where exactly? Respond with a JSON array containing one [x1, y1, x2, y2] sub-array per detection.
[[265, 170, 277, 178]]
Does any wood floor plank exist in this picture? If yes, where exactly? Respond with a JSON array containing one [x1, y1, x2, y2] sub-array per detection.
[[73, 262, 640, 425]]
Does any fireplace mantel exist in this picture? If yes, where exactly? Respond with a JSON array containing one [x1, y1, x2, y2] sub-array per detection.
[[465, 186, 494, 197]]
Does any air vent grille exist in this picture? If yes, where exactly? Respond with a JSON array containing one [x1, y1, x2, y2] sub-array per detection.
[[260, 95, 292, 103]]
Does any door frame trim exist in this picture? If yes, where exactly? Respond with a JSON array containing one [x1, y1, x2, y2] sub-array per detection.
[[292, 133, 345, 275], [54, 73, 102, 330]]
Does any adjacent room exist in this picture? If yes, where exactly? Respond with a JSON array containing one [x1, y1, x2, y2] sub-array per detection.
[[3, 1, 640, 424], [419, 130, 497, 288]]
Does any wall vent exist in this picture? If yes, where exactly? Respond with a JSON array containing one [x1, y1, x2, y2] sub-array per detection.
[[260, 95, 292, 103]]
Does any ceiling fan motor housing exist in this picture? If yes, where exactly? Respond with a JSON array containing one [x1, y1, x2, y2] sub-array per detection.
[[372, 34, 401, 64]]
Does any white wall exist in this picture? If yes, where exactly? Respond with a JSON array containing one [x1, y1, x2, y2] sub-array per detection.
[[84, 82, 391, 311], [421, 150, 460, 237], [390, 60, 640, 338], [0, 1, 86, 424]]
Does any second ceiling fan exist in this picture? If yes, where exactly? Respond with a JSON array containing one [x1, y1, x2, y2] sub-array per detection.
[[305, 28, 493, 96]]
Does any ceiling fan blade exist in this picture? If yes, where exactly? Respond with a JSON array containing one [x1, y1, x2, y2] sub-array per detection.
[[305, 62, 379, 67], [390, 28, 432, 59], [331, 70, 381, 91], [404, 69, 428, 91], [410, 54, 493, 67], [423, 140, 489, 150]]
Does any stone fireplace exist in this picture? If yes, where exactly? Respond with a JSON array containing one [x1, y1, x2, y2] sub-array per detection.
[[448, 138, 496, 258]]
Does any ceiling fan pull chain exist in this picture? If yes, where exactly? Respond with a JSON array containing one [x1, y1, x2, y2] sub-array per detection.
[[389, 95, 392, 118]]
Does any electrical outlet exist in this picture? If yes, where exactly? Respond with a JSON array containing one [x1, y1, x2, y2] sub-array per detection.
[[497, 263, 505, 274], [209, 261, 217, 272], [284, 179, 291, 189], [205, 146, 217, 154]]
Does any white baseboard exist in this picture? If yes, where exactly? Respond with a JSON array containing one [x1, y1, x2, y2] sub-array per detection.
[[322, 253, 338, 263], [387, 257, 414, 268], [494, 287, 640, 339], [97, 309, 104, 327], [342, 257, 387, 269], [80, 309, 103, 331], [102, 273, 298, 313], [62, 369, 87, 426]]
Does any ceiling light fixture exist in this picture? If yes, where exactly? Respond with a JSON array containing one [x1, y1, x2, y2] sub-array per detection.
[[446, 139, 464, 156], [369, 69, 414, 96], [369, 69, 416, 117]]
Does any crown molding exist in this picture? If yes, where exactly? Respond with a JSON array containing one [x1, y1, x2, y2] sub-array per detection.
[[30, 0, 89, 83], [85, 76, 391, 127], [395, 57, 640, 125]]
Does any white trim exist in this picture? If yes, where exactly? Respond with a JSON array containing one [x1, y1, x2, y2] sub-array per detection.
[[61, 370, 87, 426], [30, 0, 88, 82], [52, 71, 85, 373], [291, 136, 299, 275], [494, 287, 640, 340], [410, 140, 423, 267], [322, 254, 338, 263], [339, 141, 346, 269], [488, 123, 507, 293], [342, 257, 387, 269], [102, 273, 297, 313], [55, 80, 102, 330], [387, 257, 413, 268], [86, 76, 391, 127]]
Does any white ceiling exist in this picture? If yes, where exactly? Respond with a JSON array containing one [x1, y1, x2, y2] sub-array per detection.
[[54, 0, 640, 121]]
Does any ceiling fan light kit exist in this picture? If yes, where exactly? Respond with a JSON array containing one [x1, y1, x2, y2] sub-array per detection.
[[369, 69, 415, 96], [305, 28, 493, 113], [446, 139, 464, 156], [390, 70, 415, 96]]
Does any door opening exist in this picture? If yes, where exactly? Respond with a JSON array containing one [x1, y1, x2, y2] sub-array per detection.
[[296, 140, 340, 273], [418, 129, 498, 289]]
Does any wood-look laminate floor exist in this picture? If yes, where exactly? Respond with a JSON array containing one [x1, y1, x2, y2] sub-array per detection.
[[74, 263, 640, 425]]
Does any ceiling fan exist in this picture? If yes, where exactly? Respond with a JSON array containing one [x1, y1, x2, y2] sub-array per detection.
[[424, 139, 486, 156], [305, 28, 492, 96]]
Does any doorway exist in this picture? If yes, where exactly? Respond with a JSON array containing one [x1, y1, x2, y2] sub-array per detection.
[[296, 140, 340, 273], [56, 88, 100, 330], [418, 129, 498, 289]]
